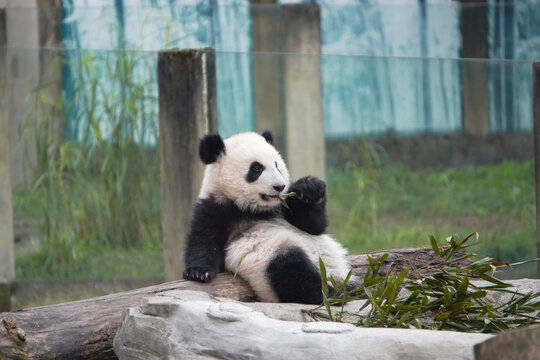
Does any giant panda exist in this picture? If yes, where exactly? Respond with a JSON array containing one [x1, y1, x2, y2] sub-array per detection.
[[182, 131, 356, 304]]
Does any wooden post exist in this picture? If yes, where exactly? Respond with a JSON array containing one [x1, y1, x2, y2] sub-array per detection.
[[533, 61, 540, 278], [281, 3, 325, 181], [460, 0, 489, 136], [158, 49, 218, 282], [6, 0, 63, 187], [250, 0, 284, 152], [0, 280, 10, 313], [5, 1, 39, 187], [0, 4, 15, 312]]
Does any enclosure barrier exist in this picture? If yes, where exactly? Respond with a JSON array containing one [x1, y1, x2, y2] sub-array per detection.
[[1, 3, 540, 314], [158, 3, 325, 279]]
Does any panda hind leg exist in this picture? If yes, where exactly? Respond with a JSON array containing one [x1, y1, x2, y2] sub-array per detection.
[[266, 246, 327, 304]]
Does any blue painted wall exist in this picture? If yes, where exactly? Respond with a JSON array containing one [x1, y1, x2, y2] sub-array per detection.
[[60, 0, 540, 140]]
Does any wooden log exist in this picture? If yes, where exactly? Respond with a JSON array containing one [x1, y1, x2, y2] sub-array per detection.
[[0, 247, 469, 359], [474, 324, 540, 360], [158, 48, 217, 282], [0, 281, 9, 315], [0, 275, 254, 359], [349, 247, 468, 279]]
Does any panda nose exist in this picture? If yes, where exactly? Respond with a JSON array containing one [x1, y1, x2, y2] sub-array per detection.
[[273, 184, 285, 192]]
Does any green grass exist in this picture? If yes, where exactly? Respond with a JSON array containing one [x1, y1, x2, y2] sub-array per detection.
[[16, 244, 163, 281], [12, 46, 535, 283], [327, 158, 537, 278], [14, 156, 536, 281], [13, 49, 163, 281]]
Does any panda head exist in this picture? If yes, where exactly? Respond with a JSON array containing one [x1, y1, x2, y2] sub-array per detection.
[[198, 131, 290, 213]]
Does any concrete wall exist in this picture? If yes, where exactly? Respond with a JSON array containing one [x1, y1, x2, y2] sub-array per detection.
[[281, 4, 325, 181], [326, 133, 534, 171], [250, 0, 283, 152], [0, 0, 62, 310]]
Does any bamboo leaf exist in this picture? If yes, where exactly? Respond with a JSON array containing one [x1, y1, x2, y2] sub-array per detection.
[[429, 234, 440, 255], [319, 257, 329, 297]]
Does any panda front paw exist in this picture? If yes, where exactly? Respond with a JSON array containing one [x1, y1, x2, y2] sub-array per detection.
[[183, 266, 217, 283], [289, 176, 326, 206]]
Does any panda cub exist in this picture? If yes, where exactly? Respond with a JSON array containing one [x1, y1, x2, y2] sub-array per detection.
[[183, 131, 355, 304]]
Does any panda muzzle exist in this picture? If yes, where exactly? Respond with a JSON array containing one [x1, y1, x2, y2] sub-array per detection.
[[261, 194, 280, 201]]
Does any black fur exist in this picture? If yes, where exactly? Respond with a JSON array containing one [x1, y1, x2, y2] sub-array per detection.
[[261, 130, 273, 145], [246, 161, 264, 183], [185, 132, 332, 304], [199, 134, 225, 164], [183, 198, 276, 282], [283, 176, 328, 235], [184, 176, 330, 285], [266, 246, 324, 304]]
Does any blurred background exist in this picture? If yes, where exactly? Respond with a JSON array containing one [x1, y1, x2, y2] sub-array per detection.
[[0, 0, 538, 309]]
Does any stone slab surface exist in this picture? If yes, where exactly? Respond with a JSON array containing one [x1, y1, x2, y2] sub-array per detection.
[[114, 290, 493, 360]]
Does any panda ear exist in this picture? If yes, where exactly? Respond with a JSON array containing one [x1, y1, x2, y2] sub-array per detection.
[[199, 134, 225, 164], [261, 130, 274, 145]]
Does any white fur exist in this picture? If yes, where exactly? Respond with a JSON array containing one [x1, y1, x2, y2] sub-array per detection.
[[225, 219, 351, 302], [199, 132, 290, 213]]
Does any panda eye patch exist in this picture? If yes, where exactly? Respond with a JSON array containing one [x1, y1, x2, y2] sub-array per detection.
[[246, 161, 265, 183]]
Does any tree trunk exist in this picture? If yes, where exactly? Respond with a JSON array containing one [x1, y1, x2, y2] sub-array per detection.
[[0, 247, 468, 359]]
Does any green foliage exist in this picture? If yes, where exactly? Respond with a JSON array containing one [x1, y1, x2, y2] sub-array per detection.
[[16, 244, 163, 281], [12, 51, 535, 282], [14, 49, 162, 280], [327, 143, 536, 277], [306, 233, 540, 333]]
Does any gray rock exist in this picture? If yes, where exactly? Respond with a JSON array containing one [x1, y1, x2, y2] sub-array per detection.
[[113, 290, 493, 360], [471, 278, 540, 304]]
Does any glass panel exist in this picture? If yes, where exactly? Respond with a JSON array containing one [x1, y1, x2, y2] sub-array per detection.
[[2, 1, 538, 310], [6, 47, 162, 308]]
